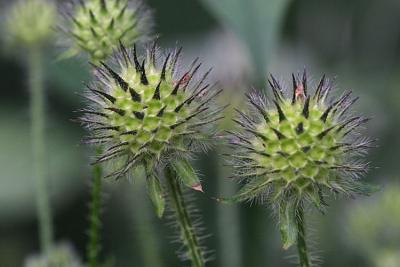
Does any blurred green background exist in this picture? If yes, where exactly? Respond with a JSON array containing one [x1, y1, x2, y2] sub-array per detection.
[[0, 0, 399, 266]]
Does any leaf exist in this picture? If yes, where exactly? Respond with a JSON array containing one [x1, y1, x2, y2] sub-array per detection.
[[199, 0, 293, 78], [171, 159, 203, 192], [279, 198, 298, 250], [146, 173, 165, 218]]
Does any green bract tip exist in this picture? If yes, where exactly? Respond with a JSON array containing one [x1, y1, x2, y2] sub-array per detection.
[[62, 0, 152, 64], [5, 0, 56, 47]]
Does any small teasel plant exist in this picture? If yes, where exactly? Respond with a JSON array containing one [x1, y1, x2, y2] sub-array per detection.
[[226, 70, 375, 266], [4, 0, 57, 254], [78, 42, 223, 266], [60, 0, 152, 65]]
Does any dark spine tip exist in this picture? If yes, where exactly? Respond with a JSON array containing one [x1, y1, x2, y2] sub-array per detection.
[[291, 73, 297, 104], [317, 126, 335, 139], [133, 44, 141, 72], [320, 105, 333, 123], [274, 100, 286, 122], [268, 76, 283, 101], [315, 74, 326, 100], [106, 108, 125, 116], [296, 122, 304, 134], [133, 111, 144, 120], [140, 59, 149, 85], [129, 87, 141, 102], [302, 97, 310, 119], [157, 106, 166, 117], [302, 68, 308, 96], [153, 81, 161, 100], [89, 88, 116, 104], [272, 128, 286, 140], [100, 62, 129, 92], [161, 53, 171, 81]]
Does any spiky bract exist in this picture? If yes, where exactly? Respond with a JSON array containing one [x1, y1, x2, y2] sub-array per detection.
[[62, 0, 151, 64], [79, 43, 222, 181], [229, 71, 373, 210], [5, 0, 56, 47]]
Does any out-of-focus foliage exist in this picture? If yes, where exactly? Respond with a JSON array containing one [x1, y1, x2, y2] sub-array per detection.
[[24, 243, 83, 267], [346, 183, 400, 267]]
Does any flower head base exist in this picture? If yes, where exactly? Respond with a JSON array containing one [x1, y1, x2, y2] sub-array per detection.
[[229, 71, 374, 209], [80, 43, 222, 182], [5, 0, 56, 47], [62, 0, 151, 64]]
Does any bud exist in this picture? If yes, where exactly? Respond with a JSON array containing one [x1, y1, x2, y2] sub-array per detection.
[[5, 0, 56, 47], [61, 0, 152, 64], [228, 70, 374, 248], [78, 43, 222, 192]]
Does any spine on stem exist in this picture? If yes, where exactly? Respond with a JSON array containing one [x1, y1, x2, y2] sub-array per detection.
[[165, 166, 205, 267]]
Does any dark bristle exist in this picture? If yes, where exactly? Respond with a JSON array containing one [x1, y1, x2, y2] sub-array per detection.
[[153, 81, 161, 100], [268, 76, 283, 101], [160, 53, 171, 81], [296, 122, 304, 134], [246, 94, 269, 122], [133, 111, 144, 120], [320, 105, 333, 123], [157, 106, 166, 117], [317, 126, 335, 139], [292, 73, 297, 104], [171, 72, 189, 95], [314, 74, 326, 100], [88, 87, 116, 104], [106, 107, 125, 116], [140, 59, 149, 85], [150, 41, 157, 67], [302, 97, 310, 119], [100, 62, 129, 91], [119, 41, 130, 66], [129, 87, 141, 102], [272, 128, 286, 140], [100, 0, 107, 11], [133, 44, 141, 72], [274, 100, 286, 122], [302, 69, 308, 97]]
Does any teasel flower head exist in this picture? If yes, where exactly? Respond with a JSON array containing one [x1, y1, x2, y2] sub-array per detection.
[[5, 0, 56, 47], [60, 0, 152, 64], [78, 43, 222, 216], [227, 70, 375, 248]]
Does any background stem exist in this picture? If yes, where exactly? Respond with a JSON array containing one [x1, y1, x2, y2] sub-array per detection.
[[87, 149, 103, 267], [29, 46, 53, 254], [296, 205, 311, 267], [165, 166, 205, 267]]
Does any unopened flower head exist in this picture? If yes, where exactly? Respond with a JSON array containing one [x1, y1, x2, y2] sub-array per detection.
[[229, 71, 374, 209], [62, 0, 152, 64], [79, 43, 222, 180], [5, 0, 56, 47]]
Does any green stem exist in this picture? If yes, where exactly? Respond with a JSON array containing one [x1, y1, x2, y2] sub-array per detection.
[[296, 205, 311, 267], [29, 46, 53, 254], [165, 166, 205, 267], [87, 149, 103, 267]]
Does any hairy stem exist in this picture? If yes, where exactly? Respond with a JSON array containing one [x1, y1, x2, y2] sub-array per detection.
[[29, 46, 53, 253], [296, 205, 311, 267], [165, 166, 205, 267], [87, 149, 103, 267]]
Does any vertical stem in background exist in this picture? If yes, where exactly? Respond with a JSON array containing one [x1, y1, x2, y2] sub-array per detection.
[[217, 154, 241, 267], [296, 205, 311, 267], [165, 166, 205, 267], [132, 182, 164, 267], [87, 148, 103, 267], [29, 46, 53, 254]]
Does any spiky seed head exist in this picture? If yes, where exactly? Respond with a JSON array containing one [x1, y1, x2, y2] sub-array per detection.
[[79, 43, 222, 183], [229, 71, 374, 219], [5, 0, 56, 47], [62, 0, 151, 64], [25, 244, 83, 267]]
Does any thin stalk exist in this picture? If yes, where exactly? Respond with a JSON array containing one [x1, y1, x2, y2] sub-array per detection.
[[29, 46, 53, 254], [296, 205, 311, 267], [165, 166, 205, 267], [87, 148, 103, 267]]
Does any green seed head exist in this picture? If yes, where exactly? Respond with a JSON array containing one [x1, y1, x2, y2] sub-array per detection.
[[62, 0, 151, 64], [80, 44, 222, 180], [5, 0, 56, 47], [230, 71, 373, 208]]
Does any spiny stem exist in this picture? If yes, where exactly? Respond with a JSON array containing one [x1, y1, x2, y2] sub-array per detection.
[[87, 148, 103, 267], [296, 205, 311, 267], [29, 46, 53, 254], [165, 166, 205, 267]]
